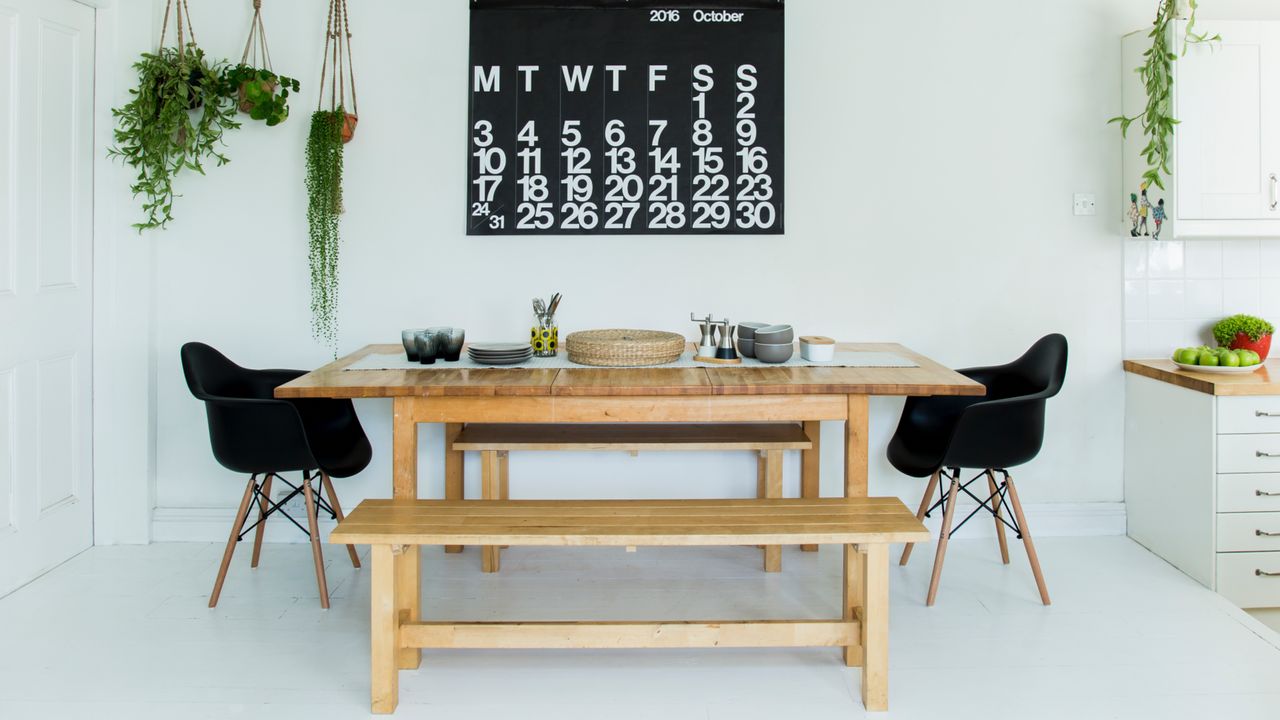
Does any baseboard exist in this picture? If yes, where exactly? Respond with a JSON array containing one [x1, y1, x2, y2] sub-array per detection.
[[151, 502, 1126, 543]]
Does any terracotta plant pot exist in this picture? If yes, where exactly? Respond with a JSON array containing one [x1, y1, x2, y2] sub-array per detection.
[[1229, 332, 1272, 361], [237, 78, 276, 113], [341, 113, 358, 143]]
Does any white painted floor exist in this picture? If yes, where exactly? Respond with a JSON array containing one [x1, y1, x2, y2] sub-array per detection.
[[1, 536, 1278, 719]]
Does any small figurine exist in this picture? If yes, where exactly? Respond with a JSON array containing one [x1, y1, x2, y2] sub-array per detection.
[[1137, 183, 1151, 236], [1128, 193, 1140, 237], [1152, 198, 1166, 241]]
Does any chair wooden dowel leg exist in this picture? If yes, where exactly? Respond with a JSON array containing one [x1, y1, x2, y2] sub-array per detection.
[[251, 473, 273, 568], [321, 472, 361, 569], [210, 474, 258, 608], [1005, 474, 1051, 605], [926, 471, 960, 607], [987, 470, 1010, 565], [899, 470, 940, 566], [302, 474, 331, 609], [763, 449, 782, 572]]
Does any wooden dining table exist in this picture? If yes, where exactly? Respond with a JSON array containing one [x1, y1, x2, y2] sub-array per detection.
[[277, 342, 983, 669]]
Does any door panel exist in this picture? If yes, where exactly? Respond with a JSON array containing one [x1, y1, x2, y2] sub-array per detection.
[[1176, 24, 1272, 220], [0, 0, 94, 597]]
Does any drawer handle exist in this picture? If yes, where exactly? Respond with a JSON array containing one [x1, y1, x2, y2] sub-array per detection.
[[1255, 451, 1280, 458], [1256, 411, 1280, 417], [1256, 529, 1280, 537], [1258, 569, 1280, 577], [1258, 490, 1280, 497]]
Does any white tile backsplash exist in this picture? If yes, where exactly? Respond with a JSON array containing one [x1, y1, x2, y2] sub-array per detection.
[[1184, 278, 1223, 319], [1185, 240, 1223, 279], [1123, 239, 1280, 357], [1223, 239, 1262, 278]]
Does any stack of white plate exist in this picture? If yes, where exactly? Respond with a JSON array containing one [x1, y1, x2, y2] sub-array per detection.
[[467, 342, 534, 366]]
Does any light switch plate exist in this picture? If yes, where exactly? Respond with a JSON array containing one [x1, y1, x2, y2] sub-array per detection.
[[1074, 193, 1097, 216]]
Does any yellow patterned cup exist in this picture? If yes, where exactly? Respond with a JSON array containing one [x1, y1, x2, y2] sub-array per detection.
[[530, 325, 559, 357]]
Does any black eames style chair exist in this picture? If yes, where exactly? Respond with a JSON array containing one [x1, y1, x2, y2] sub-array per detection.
[[181, 342, 371, 609], [889, 334, 1067, 606]]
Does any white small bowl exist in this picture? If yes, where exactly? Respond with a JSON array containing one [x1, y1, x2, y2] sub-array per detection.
[[800, 336, 835, 362]]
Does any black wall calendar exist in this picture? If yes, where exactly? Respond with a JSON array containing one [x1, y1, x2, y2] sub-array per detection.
[[467, 0, 784, 235]]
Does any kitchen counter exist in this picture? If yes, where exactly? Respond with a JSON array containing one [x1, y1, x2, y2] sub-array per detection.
[[1123, 358, 1280, 396]]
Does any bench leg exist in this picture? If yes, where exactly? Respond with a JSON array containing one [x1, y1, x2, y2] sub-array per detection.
[[444, 423, 464, 553], [763, 449, 782, 572], [800, 421, 821, 551], [842, 544, 864, 667], [481, 450, 501, 573], [371, 544, 400, 714], [391, 399, 421, 669], [859, 543, 889, 711]]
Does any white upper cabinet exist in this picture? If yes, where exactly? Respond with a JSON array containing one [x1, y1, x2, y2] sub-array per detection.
[[1122, 21, 1280, 238]]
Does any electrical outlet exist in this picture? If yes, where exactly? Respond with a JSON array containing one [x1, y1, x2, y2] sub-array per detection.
[[274, 488, 308, 516], [1073, 193, 1097, 216]]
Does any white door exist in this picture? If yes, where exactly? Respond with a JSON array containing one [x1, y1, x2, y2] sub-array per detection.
[[0, 0, 95, 596], [1176, 21, 1280, 220]]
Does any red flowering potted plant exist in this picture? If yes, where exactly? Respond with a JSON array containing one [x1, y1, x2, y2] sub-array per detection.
[[1213, 314, 1275, 361]]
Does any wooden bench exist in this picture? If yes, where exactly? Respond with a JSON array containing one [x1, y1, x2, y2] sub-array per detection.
[[451, 423, 815, 573], [330, 497, 929, 715]]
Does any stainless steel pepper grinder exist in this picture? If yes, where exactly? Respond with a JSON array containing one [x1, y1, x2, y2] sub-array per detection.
[[692, 313, 718, 357], [715, 319, 738, 360]]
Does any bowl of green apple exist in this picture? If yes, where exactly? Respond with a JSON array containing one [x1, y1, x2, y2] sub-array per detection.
[[1172, 345, 1264, 373]]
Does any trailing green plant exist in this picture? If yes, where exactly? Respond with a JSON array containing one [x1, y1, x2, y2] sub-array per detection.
[[108, 44, 240, 230], [1213, 314, 1275, 345], [226, 65, 300, 126], [305, 109, 346, 351], [1109, 0, 1220, 190]]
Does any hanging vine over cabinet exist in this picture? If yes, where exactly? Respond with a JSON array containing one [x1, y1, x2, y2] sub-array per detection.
[[226, 0, 301, 127], [1109, 0, 1220, 190], [109, 0, 240, 230], [306, 0, 360, 351]]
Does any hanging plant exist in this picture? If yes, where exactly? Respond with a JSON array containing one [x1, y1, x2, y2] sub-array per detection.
[[1108, 0, 1220, 190], [305, 0, 360, 350], [108, 0, 240, 230], [227, 0, 300, 127], [306, 110, 345, 351]]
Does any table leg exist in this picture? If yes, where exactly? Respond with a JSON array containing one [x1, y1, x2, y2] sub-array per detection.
[[763, 449, 782, 572], [860, 543, 889, 711], [444, 423, 464, 553], [481, 450, 501, 573], [370, 544, 399, 714], [390, 398, 421, 669], [844, 396, 869, 498], [800, 421, 821, 551]]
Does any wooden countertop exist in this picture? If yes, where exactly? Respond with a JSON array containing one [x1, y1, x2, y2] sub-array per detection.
[[1124, 358, 1280, 396], [276, 343, 985, 399]]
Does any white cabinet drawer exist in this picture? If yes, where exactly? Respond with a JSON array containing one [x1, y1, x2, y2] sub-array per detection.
[[1218, 396, 1280, 434], [1217, 512, 1280, 551], [1216, 552, 1280, 608], [1217, 434, 1280, 473], [1218, 474, 1280, 512]]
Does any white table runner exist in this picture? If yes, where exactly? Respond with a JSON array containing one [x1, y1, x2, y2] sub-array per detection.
[[343, 350, 918, 371]]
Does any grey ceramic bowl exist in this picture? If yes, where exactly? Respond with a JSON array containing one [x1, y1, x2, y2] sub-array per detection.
[[754, 324, 794, 345], [754, 341, 794, 364], [737, 338, 756, 358], [737, 322, 770, 340]]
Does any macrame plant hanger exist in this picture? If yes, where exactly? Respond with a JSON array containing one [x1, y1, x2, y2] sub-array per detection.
[[318, 0, 358, 143], [157, 0, 198, 54], [238, 0, 275, 112]]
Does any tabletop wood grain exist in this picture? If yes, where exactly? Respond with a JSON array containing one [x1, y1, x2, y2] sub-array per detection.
[[1124, 358, 1280, 396], [276, 343, 984, 399]]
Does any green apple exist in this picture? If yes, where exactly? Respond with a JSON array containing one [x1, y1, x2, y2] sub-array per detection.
[[1224, 351, 1242, 367], [1174, 348, 1197, 364], [1246, 350, 1262, 366], [1198, 350, 1220, 366]]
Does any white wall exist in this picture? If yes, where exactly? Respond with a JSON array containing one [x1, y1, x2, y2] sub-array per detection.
[[90, 0, 1280, 542]]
